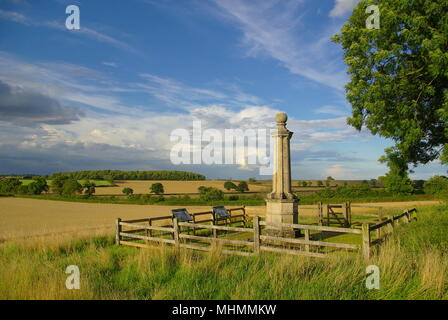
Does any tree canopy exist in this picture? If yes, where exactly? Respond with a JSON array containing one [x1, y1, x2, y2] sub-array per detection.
[[333, 0, 448, 170], [424, 175, 448, 194], [224, 181, 237, 191], [50, 170, 205, 181], [150, 183, 164, 194], [236, 181, 249, 193], [27, 176, 49, 195]]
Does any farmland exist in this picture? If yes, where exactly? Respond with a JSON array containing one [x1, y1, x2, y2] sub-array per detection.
[[0, 197, 440, 241], [0, 203, 447, 299], [94, 180, 267, 195], [17, 179, 382, 195]]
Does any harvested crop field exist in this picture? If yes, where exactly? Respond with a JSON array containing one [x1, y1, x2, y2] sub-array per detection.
[[0, 198, 440, 241], [94, 180, 268, 195]]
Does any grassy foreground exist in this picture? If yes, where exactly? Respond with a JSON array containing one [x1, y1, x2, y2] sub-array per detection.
[[0, 205, 447, 300]]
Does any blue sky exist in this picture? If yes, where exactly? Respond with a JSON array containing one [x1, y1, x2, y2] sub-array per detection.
[[0, 0, 446, 180]]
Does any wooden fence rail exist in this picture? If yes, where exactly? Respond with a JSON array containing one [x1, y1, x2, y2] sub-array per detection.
[[361, 208, 417, 259], [116, 207, 417, 259]]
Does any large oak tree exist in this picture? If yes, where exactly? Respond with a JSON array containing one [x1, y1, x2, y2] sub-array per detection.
[[333, 0, 447, 174]]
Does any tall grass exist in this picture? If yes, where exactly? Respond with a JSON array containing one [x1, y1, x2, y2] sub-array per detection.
[[1, 205, 447, 300]]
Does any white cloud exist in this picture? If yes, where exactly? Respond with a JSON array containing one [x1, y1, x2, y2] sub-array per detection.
[[136, 73, 267, 110], [210, 0, 347, 90], [102, 62, 118, 68], [325, 164, 361, 179], [0, 9, 138, 53], [329, 0, 361, 18], [0, 9, 29, 24], [314, 105, 349, 116]]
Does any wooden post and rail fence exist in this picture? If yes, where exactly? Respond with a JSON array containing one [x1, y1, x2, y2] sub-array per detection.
[[116, 206, 417, 260]]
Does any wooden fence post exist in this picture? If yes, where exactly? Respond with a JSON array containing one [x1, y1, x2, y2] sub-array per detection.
[[192, 214, 196, 236], [115, 218, 121, 246], [148, 218, 153, 238], [242, 206, 247, 227], [343, 202, 350, 227], [304, 229, 310, 252], [362, 223, 371, 260], [173, 218, 180, 248], [253, 216, 260, 254]]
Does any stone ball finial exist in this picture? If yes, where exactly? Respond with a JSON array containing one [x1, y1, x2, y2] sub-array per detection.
[[275, 112, 288, 124]]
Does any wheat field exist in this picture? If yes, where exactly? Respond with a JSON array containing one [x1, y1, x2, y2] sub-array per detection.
[[93, 180, 268, 195], [0, 197, 440, 241]]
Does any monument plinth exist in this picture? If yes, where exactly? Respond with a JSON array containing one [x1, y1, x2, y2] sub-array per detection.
[[265, 112, 298, 237]]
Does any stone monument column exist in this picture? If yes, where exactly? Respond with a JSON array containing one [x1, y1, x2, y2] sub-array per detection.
[[265, 112, 298, 237]]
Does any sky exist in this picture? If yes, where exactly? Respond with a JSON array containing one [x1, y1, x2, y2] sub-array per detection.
[[0, 0, 446, 180]]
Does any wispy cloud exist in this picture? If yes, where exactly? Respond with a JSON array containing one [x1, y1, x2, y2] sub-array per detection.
[[0, 52, 143, 115], [0, 9, 138, 53], [314, 105, 349, 116], [136, 73, 267, 110], [210, 0, 347, 90], [102, 61, 118, 68], [329, 0, 361, 18]]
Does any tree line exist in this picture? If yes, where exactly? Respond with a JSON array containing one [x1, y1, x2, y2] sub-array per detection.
[[49, 170, 206, 181]]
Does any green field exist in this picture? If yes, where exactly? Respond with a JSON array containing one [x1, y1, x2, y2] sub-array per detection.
[[0, 204, 446, 299]]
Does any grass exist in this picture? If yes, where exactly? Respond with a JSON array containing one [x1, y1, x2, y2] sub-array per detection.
[[0, 205, 447, 300]]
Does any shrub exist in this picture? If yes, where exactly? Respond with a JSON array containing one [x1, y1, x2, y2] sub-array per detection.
[[27, 177, 49, 195], [83, 181, 96, 197], [380, 171, 414, 194], [140, 194, 152, 202], [122, 187, 134, 196], [51, 175, 69, 195], [316, 185, 377, 198], [236, 181, 249, 193], [150, 183, 164, 194], [199, 187, 224, 201], [224, 181, 237, 191], [61, 179, 83, 196], [0, 178, 22, 194], [424, 176, 448, 195], [228, 195, 239, 201], [17, 185, 29, 195]]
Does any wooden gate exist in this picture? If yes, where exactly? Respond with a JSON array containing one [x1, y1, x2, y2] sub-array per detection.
[[318, 202, 351, 227]]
